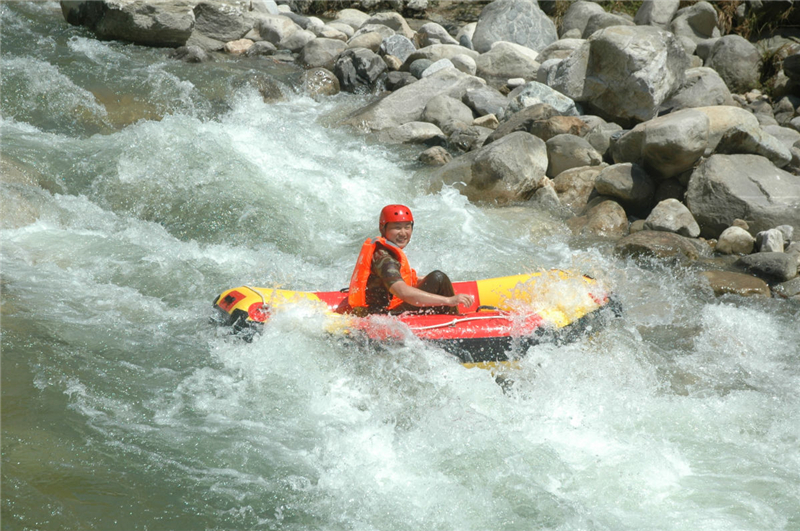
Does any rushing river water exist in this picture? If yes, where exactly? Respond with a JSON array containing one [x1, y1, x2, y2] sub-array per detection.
[[2, 3, 800, 530]]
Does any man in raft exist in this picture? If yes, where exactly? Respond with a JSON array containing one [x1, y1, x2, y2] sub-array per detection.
[[338, 204, 475, 316]]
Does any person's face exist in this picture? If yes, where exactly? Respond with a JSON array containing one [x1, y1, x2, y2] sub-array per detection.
[[383, 222, 413, 248]]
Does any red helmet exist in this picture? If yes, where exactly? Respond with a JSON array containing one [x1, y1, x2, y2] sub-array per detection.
[[379, 204, 414, 233]]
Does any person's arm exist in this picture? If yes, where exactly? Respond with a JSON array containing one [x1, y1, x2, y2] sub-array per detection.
[[389, 280, 474, 309]]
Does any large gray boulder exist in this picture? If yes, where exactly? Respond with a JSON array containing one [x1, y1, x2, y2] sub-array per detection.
[[550, 25, 690, 126], [736, 253, 799, 282], [615, 230, 708, 261], [685, 154, 800, 238], [545, 134, 602, 178], [669, 1, 720, 44], [582, 12, 635, 39], [342, 68, 485, 131], [559, 1, 605, 38], [594, 162, 655, 207], [193, 1, 252, 43], [611, 108, 710, 180], [475, 41, 540, 83], [634, 0, 679, 29], [705, 35, 762, 94], [60, 0, 195, 47], [462, 86, 508, 120], [422, 94, 475, 132], [300, 38, 347, 70], [472, 0, 558, 54], [427, 131, 549, 202], [659, 67, 735, 113], [643, 198, 701, 237], [379, 34, 416, 63]]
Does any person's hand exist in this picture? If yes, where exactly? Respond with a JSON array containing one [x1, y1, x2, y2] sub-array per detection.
[[449, 293, 474, 308]]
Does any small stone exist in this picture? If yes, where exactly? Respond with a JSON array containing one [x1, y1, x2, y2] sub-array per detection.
[[756, 229, 786, 253], [473, 114, 499, 130], [716, 226, 755, 255], [224, 38, 254, 55]]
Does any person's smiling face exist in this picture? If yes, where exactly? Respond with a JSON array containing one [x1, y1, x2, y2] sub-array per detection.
[[383, 221, 413, 248]]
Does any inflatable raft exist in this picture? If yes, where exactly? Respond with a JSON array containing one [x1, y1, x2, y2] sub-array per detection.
[[212, 270, 619, 366]]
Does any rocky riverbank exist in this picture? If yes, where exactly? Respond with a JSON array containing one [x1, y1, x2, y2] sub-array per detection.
[[60, 0, 800, 300]]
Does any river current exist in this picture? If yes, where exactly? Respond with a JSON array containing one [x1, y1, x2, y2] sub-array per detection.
[[2, 3, 800, 530]]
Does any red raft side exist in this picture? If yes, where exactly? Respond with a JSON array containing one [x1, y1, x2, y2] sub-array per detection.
[[351, 311, 545, 341]]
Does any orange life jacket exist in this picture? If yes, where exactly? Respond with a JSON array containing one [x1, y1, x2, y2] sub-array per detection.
[[348, 237, 417, 311]]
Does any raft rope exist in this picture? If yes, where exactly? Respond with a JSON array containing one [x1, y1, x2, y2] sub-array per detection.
[[245, 286, 268, 307], [408, 314, 514, 331]]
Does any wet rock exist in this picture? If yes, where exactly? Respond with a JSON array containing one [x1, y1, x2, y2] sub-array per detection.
[[301, 38, 347, 69], [643, 198, 701, 238], [427, 131, 549, 202], [615, 230, 708, 261], [376, 121, 446, 145], [545, 134, 602, 178], [699, 271, 771, 298], [302, 67, 340, 98], [472, 0, 557, 54], [569, 199, 628, 238], [418, 146, 452, 166], [475, 42, 540, 84], [170, 45, 211, 63], [245, 40, 277, 56], [550, 26, 689, 126], [716, 226, 755, 255], [552, 165, 605, 214], [756, 229, 786, 253], [705, 35, 762, 94], [736, 252, 799, 282], [334, 48, 387, 94], [194, 1, 252, 43], [773, 277, 800, 299], [61, 0, 195, 47], [686, 154, 800, 238]]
